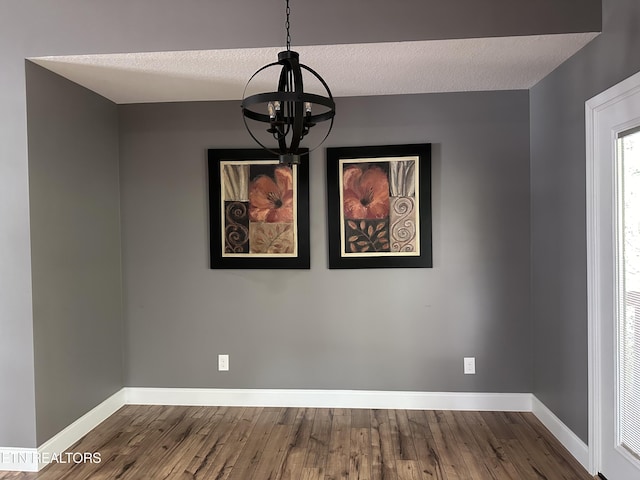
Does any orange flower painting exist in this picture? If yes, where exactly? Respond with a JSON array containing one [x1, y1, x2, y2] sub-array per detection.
[[326, 144, 431, 268], [210, 149, 310, 268], [249, 166, 294, 223], [342, 165, 390, 219]]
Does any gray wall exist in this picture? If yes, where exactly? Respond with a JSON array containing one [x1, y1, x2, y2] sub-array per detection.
[[26, 63, 123, 445], [119, 91, 532, 393], [530, 0, 640, 443], [0, 0, 599, 448]]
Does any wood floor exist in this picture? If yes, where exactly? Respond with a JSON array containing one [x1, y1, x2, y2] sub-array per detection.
[[0, 405, 595, 480]]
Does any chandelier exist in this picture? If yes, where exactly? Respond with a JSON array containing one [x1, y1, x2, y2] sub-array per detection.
[[241, 0, 336, 165]]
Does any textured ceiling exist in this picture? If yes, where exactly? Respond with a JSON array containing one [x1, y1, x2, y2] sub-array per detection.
[[31, 33, 597, 104]]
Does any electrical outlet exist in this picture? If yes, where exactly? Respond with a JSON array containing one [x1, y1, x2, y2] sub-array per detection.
[[464, 357, 476, 375], [218, 354, 229, 371]]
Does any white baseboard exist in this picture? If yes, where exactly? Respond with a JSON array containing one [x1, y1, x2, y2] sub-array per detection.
[[0, 448, 39, 472], [3, 389, 590, 473], [0, 389, 126, 472], [124, 387, 533, 411], [531, 395, 589, 471], [36, 389, 126, 471]]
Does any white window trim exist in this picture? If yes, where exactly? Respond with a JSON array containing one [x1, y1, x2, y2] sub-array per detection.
[[586, 69, 640, 475]]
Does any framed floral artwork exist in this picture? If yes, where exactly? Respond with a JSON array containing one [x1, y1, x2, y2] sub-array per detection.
[[208, 149, 310, 269], [326, 144, 432, 269]]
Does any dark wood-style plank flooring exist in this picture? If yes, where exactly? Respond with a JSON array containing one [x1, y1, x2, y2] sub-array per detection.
[[0, 406, 595, 479]]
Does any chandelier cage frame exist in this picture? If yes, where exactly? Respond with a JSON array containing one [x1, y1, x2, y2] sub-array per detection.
[[240, 1, 336, 165]]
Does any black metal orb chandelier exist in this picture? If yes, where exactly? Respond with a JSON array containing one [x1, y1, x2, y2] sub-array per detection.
[[241, 0, 336, 165]]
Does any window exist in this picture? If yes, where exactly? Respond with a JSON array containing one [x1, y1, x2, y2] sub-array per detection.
[[617, 127, 640, 460]]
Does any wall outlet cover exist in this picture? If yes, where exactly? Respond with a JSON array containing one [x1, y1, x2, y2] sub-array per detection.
[[218, 354, 229, 371], [464, 357, 476, 375]]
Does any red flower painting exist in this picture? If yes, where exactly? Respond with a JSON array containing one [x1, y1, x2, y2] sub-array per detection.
[[249, 167, 294, 223], [342, 166, 390, 219]]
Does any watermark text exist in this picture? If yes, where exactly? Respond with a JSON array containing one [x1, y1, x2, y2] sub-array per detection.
[[1, 451, 101, 465]]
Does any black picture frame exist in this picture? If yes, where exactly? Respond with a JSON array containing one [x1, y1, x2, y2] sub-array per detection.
[[326, 144, 432, 269], [208, 148, 310, 269]]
